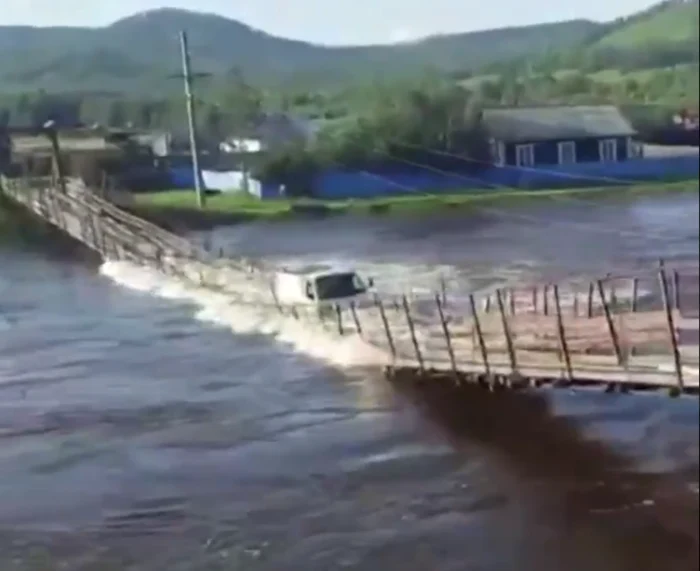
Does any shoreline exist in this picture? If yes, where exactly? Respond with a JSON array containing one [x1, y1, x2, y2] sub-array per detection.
[[130, 181, 699, 232]]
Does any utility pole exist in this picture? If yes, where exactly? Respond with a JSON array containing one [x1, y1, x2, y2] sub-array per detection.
[[179, 30, 205, 208]]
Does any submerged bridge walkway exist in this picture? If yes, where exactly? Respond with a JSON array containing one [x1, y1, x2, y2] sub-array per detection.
[[1, 174, 698, 396]]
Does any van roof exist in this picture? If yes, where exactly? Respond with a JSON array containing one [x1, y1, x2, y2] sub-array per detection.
[[281, 263, 356, 277]]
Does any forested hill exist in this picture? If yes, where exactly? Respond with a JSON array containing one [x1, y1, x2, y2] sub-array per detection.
[[0, 9, 600, 91]]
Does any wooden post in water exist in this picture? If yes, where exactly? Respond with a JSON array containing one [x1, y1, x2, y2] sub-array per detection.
[[484, 294, 491, 313], [631, 277, 639, 313], [495, 289, 517, 375], [609, 276, 617, 310], [269, 279, 282, 314], [673, 269, 680, 312], [658, 267, 684, 391], [531, 286, 538, 314], [468, 293, 490, 376], [439, 276, 447, 306], [596, 279, 622, 365], [375, 296, 396, 360], [335, 304, 344, 335], [509, 288, 516, 315], [553, 285, 573, 382], [543, 284, 549, 316], [587, 282, 595, 318], [435, 294, 458, 381], [402, 295, 424, 373], [572, 289, 579, 317]]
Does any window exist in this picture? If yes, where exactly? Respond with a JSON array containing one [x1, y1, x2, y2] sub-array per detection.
[[314, 273, 367, 300], [627, 137, 642, 159], [557, 141, 576, 165], [515, 144, 535, 167], [599, 138, 618, 162]]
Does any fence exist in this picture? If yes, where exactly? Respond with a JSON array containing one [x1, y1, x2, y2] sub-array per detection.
[[2, 175, 697, 394]]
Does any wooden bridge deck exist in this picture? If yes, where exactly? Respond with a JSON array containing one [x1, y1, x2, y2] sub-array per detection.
[[2, 174, 698, 396]]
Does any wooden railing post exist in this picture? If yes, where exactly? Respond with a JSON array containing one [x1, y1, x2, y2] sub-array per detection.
[[269, 279, 283, 314], [658, 267, 684, 391], [468, 293, 490, 376], [553, 284, 573, 382], [375, 296, 396, 360], [335, 304, 344, 335], [673, 269, 681, 312], [543, 284, 549, 316], [350, 301, 363, 336], [596, 279, 623, 365], [631, 277, 639, 312], [495, 289, 517, 375], [402, 295, 424, 373], [586, 282, 595, 318], [435, 294, 458, 381], [509, 288, 516, 315]]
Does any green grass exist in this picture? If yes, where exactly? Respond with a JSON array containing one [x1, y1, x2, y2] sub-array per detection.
[[132, 181, 698, 223]]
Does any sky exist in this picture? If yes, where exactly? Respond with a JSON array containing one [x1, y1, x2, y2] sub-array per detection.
[[3, 0, 664, 46]]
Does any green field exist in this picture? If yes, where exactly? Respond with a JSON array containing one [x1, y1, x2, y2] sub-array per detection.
[[132, 181, 699, 224]]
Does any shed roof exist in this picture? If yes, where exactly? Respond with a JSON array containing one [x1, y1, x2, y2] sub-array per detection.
[[482, 105, 636, 143]]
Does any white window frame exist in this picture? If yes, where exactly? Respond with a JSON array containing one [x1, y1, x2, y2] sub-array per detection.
[[599, 138, 618, 162], [515, 143, 535, 167], [557, 141, 577, 165]]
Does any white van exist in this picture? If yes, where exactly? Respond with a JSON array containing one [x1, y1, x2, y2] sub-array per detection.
[[272, 264, 374, 311]]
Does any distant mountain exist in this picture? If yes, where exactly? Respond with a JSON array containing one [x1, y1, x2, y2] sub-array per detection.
[[0, 8, 600, 92]]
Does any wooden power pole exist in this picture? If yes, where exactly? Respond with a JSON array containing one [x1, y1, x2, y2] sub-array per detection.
[[178, 30, 205, 208]]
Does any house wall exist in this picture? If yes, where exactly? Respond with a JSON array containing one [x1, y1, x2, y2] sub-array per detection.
[[503, 136, 630, 166]]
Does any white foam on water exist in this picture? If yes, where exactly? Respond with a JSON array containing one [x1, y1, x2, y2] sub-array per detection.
[[99, 259, 389, 369]]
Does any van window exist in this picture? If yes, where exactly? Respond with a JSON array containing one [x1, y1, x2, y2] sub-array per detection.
[[314, 273, 367, 300]]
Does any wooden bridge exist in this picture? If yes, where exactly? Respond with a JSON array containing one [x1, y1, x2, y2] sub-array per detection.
[[1, 174, 698, 396]]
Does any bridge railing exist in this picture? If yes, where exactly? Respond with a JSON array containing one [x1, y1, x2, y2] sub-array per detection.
[[2, 174, 697, 393]]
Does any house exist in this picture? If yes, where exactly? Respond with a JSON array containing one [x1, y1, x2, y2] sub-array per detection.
[[219, 113, 326, 156], [481, 105, 641, 168]]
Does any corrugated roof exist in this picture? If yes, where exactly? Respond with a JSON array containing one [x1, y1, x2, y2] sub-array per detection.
[[482, 105, 636, 143]]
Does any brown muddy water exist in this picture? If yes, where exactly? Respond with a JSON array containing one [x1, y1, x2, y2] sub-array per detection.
[[0, 192, 698, 570]]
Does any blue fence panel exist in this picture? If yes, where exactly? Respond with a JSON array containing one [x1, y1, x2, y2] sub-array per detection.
[[307, 156, 699, 200]]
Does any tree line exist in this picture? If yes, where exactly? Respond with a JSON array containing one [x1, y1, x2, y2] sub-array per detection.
[[1, 63, 697, 191]]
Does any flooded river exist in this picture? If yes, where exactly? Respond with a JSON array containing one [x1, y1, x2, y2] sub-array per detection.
[[1, 193, 698, 570]]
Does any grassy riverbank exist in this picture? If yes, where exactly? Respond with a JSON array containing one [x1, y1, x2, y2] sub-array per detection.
[[130, 181, 698, 230]]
